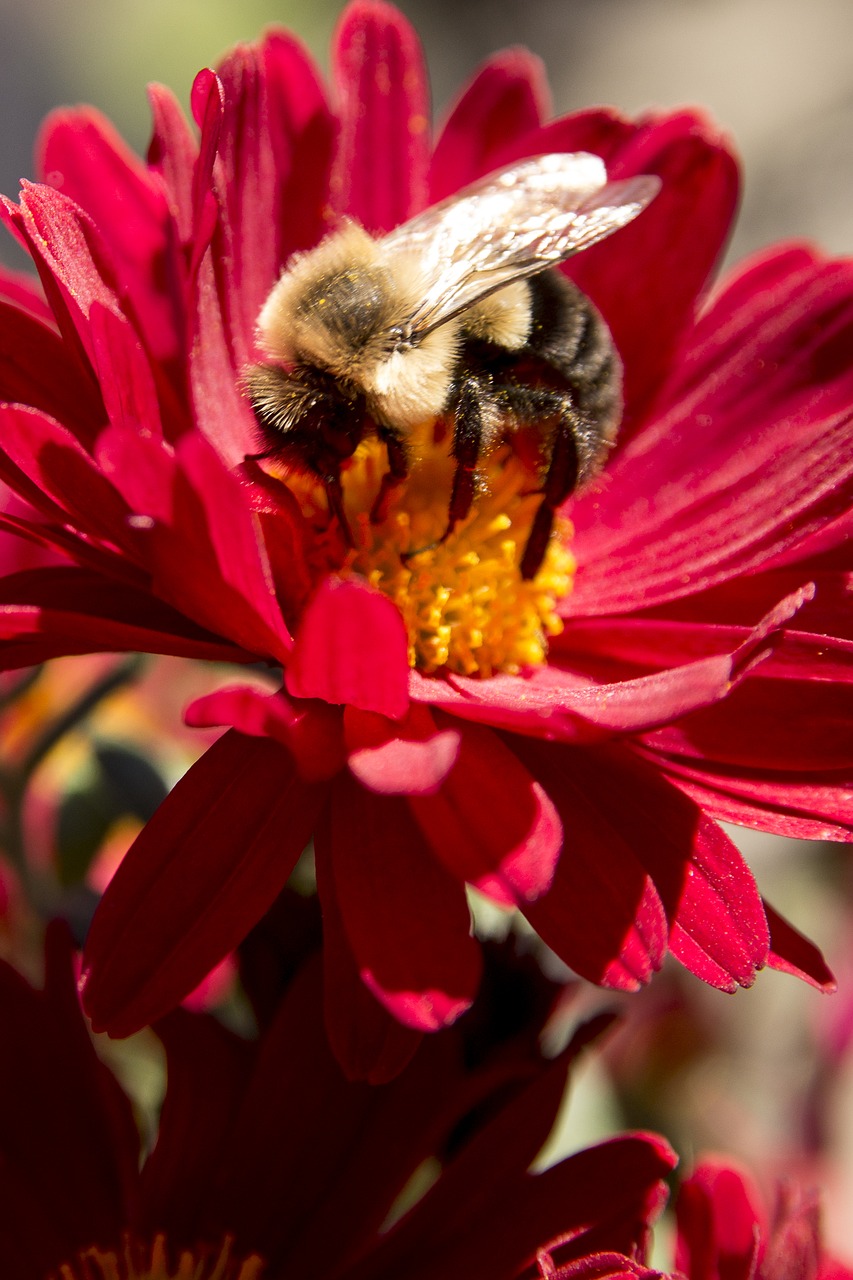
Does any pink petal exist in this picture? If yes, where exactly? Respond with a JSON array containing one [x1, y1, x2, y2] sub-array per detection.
[[764, 901, 836, 992], [287, 574, 409, 719], [186, 683, 346, 782], [318, 771, 481, 1031], [429, 47, 550, 200], [408, 722, 562, 906], [414, 587, 808, 742], [82, 730, 326, 1036], [344, 703, 459, 794], [147, 82, 198, 246], [572, 246, 853, 613], [330, 0, 431, 231]]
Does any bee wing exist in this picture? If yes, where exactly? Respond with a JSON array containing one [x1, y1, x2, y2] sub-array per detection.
[[380, 153, 660, 335]]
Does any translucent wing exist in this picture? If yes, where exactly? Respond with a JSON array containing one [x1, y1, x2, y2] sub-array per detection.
[[380, 153, 660, 336]]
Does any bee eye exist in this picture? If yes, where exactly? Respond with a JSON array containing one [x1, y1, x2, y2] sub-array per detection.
[[390, 324, 417, 352]]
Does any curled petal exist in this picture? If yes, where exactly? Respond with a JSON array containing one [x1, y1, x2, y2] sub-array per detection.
[[287, 574, 410, 719], [344, 703, 459, 795]]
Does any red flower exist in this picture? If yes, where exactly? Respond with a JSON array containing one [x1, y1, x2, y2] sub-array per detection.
[[0, 2, 849, 1071], [0, 923, 674, 1280], [675, 1157, 853, 1280]]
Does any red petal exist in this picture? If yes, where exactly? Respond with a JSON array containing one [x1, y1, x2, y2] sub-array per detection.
[[37, 106, 180, 366], [82, 730, 326, 1036], [409, 722, 562, 906], [653, 752, 853, 842], [331, 0, 431, 231], [136, 432, 289, 660], [147, 82, 198, 245], [429, 48, 550, 199], [319, 771, 481, 1031], [0, 566, 253, 668], [186, 683, 346, 782], [764, 900, 836, 992], [517, 740, 667, 989], [344, 703, 459, 794], [676, 1159, 763, 1280], [572, 246, 853, 613], [0, 261, 53, 324], [0, 300, 103, 444], [415, 587, 809, 742], [287, 574, 409, 719]]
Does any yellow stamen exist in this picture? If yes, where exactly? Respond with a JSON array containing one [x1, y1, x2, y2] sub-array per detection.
[[54, 1234, 264, 1280], [286, 432, 575, 677]]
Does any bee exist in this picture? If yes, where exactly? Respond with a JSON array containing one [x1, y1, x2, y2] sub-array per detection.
[[245, 153, 660, 579]]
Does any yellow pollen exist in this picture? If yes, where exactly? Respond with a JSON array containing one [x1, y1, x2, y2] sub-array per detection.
[[54, 1234, 265, 1280], [286, 433, 575, 677]]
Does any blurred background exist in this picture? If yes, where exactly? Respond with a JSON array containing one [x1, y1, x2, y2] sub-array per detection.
[[2, 0, 853, 264], [0, 0, 852, 1263]]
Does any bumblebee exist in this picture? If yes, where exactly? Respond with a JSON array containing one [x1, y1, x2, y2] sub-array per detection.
[[245, 153, 659, 578]]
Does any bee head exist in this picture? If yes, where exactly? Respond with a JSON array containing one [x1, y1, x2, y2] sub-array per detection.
[[256, 222, 459, 432]]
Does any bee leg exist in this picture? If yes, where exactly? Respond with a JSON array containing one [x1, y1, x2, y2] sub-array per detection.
[[370, 428, 409, 524], [324, 471, 356, 548], [444, 377, 486, 538], [519, 397, 580, 580]]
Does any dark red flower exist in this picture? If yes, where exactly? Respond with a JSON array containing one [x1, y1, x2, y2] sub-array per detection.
[[0, 923, 674, 1280], [0, 2, 849, 1072], [675, 1157, 853, 1280]]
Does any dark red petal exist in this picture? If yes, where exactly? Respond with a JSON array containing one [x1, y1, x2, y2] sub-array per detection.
[[644, 673, 853, 773], [572, 247, 853, 613], [676, 1159, 764, 1280], [314, 817, 423, 1082], [568, 744, 769, 990], [651, 752, 853, 842], [0, 300, 104, 447], [429, 47, 550, 199], [287, 574, 409, 718], [344, 703, 460, 794], [37, 106, 181, 366], [82, 731, 326, 1036], [331, 0, 431, 231], [516, 740, 666, 989], [89, 301, 163, 438], [0, 261, 53, 324], [0, 567, 253, 669], [186, 683, 346, 782], [0, 404, 133, 547], [764, 901, 836, 992], [320, 770, 481, 1031], [408, 722, 562, 906], [137, 435, 294, 665]]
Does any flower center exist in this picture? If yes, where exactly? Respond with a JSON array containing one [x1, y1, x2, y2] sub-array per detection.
[[285, 428, 575, 677], [54, 1234, 264, 1280]]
